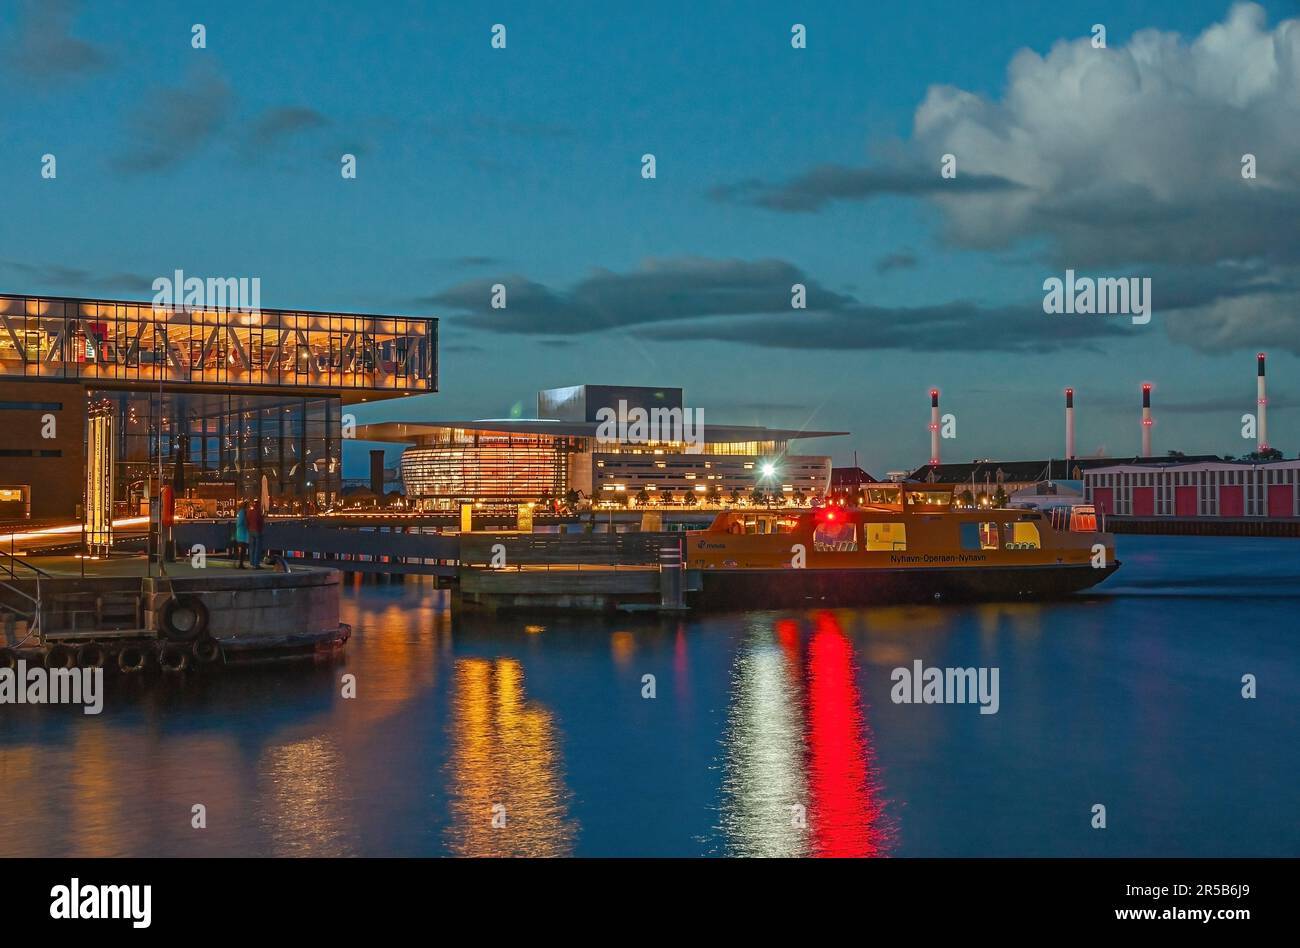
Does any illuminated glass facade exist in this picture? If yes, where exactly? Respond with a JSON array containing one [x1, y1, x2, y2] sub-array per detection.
[[0, 294, 435, 395], [400, 430, 573, 506], [97, 389, 344, 517], [0, 291, 436, 520]]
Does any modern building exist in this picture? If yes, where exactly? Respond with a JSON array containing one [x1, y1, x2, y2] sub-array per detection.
[[358, 384, 844, 507], [1084, 458, 1300, 518], [0, 292, 436, 523]]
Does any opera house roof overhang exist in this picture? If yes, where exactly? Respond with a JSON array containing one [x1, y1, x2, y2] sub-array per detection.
[[354, 419, 847, 445]]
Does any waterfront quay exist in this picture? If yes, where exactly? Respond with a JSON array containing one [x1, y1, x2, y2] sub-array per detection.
[[1, 552, 346, 673]]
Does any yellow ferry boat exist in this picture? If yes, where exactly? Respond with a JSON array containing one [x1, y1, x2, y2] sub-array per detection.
[[685, 484, 1119, 608]]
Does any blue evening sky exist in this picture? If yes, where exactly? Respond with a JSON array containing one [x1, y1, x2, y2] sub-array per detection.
[[1, 1, 1296, 475]]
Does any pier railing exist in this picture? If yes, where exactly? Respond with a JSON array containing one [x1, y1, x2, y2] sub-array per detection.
[[459, 532, 685, 569]]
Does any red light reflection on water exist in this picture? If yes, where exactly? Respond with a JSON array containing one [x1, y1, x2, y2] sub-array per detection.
[[805, 612, 889, 857]]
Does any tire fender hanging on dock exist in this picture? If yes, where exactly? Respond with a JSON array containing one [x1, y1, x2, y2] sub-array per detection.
[[44, 644, 76, 670], [192, 637, 222, 665], [157, 643, 189, 673], [161, 595, 209, 642], [76, 643, 106, 670], [117, 645, 147, 674]]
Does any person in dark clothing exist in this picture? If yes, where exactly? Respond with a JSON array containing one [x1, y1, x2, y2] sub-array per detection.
[[247, 499, 265, 569]]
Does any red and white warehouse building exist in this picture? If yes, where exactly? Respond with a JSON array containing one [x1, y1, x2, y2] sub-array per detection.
[[1084, 460, 1300, 519]]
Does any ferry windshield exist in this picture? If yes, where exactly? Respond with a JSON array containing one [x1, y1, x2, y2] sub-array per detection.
[[907, 490, 953, 508]]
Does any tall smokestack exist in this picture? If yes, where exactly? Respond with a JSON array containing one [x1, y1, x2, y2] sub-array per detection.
[[929, 388, 940, 466], [1258, 352, 1268, 453], [1065, 388, 1075, 461], [1141, 384, 1153, 457]]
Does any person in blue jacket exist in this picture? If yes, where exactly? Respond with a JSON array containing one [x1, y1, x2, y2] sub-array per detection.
[[233, 501, 249, 568]]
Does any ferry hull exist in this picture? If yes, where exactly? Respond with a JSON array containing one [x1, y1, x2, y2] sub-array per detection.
[[689, 562, 1120, 610]]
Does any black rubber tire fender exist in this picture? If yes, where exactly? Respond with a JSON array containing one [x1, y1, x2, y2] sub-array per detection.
[[44, 644, 76, 670], [76, 642, 107, 669], [161, 595, 209, 642], [192, 637, 222, 665], [117, 645, 147, 673], [157, 643, 189, 673]]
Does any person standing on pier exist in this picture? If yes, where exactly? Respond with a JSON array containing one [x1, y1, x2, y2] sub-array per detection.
[[248, 498, 265, 569], [234, 501, 249, 568]]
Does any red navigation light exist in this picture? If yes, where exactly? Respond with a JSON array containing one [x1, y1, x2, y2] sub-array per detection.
[[818, 507, 838, 524], [1142, 383, 1152, 392]]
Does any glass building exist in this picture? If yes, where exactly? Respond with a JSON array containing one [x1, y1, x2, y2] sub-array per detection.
[[0, 292, 437, 521], [360, 385, 844, 509]]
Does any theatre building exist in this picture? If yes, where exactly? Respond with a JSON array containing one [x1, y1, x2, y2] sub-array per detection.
[[0, 292, 436, 524], [358, 384, 843, 507]]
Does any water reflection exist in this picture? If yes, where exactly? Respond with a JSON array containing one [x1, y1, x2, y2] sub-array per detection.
[[259, 735, 357, 857], [720, 612, 891, 857], [445, 657, 577, 856]]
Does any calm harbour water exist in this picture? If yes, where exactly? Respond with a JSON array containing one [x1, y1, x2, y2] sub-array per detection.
[[1, 535, 1296, 857]]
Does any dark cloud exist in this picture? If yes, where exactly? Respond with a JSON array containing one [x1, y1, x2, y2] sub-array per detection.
[[426, 258, 859, 335], [632, 300, 1124, 354], [4, 0, 109, 79], [112, 65, 232, 173], [0, 260, 151, 295], [425, 256, 1130, 353], [875, 251, 918, 274], [708, 164, 1020, 213], [246, 107, 330, 150]]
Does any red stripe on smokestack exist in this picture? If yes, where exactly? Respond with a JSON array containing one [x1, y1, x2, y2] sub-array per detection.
[[1065, 388, 1075, 460], [929, 388, 940, 465], [1141, 383, 1153, 456]]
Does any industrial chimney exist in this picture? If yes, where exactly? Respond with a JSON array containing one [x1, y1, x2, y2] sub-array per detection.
[[1065, 388, 1075, 461], [929, 389, 940, 466], [1258, 353, 1269, 453], [1141, 384, 1153, 457]]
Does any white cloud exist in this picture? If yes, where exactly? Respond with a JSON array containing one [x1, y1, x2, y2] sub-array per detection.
[[912, 2, 1300, 269]]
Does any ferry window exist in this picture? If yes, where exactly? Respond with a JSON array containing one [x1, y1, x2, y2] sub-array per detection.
[[907, 491, 951, 507], [814, 521, 858, 552], [961, 522, 999, 550], [865, 522, 907, 551], [1006, 522, 1041, 549], [864, 487, 900, 505]]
